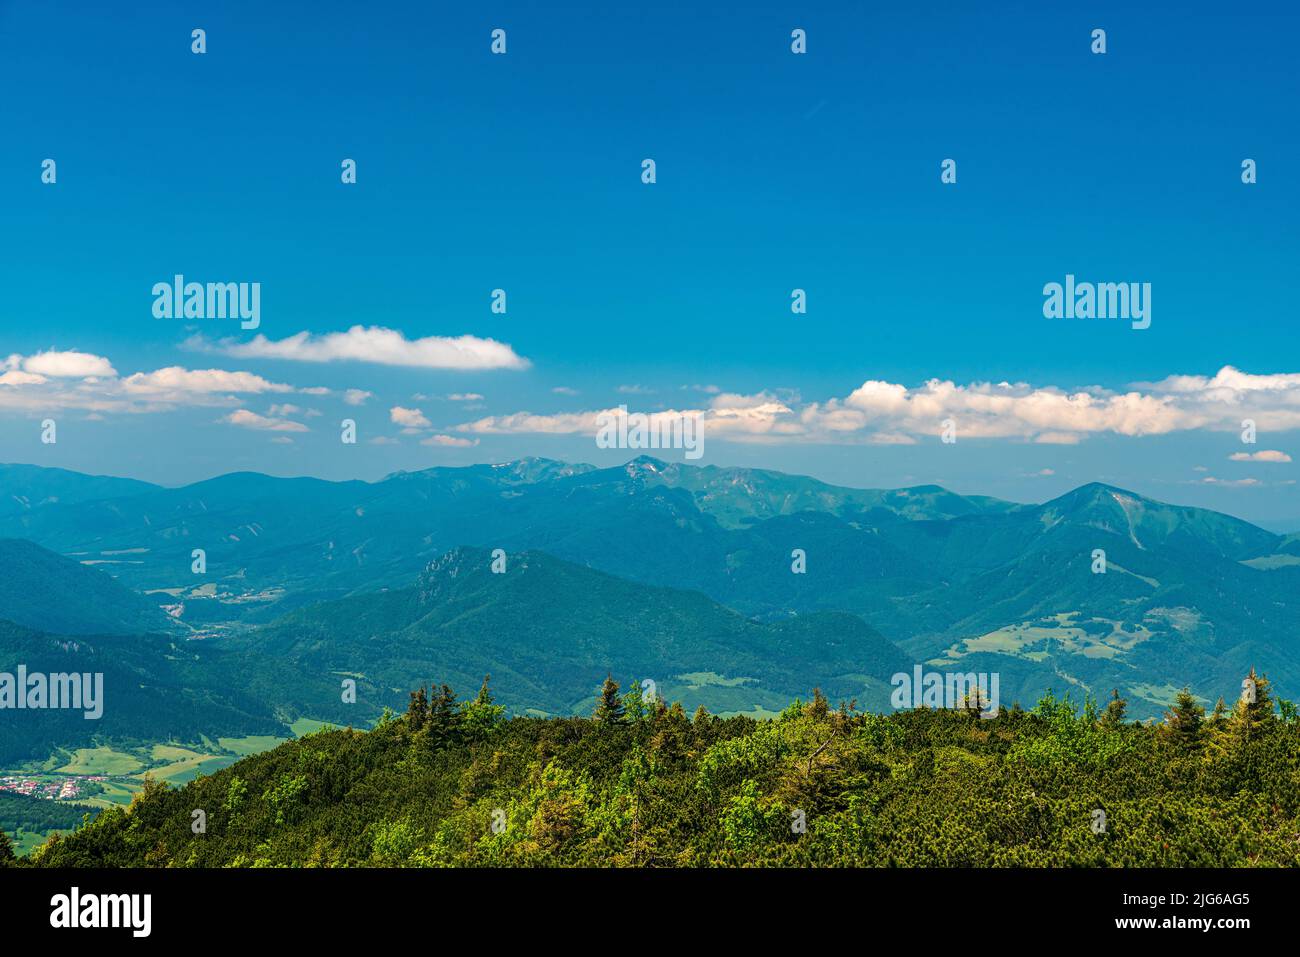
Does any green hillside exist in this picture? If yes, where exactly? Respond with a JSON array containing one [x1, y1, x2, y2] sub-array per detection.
[[246, 546, 909, 719], [20, 674, 1300, 868], [0, 538, 173, 636], [0, 618, 282, 764]]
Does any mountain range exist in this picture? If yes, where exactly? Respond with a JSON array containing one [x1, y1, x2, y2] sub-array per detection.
[[0, 455, 1297, 759]]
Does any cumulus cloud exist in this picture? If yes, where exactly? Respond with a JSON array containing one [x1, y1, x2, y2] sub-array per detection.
[[420, 434, 479, 447], [222, 409, 309, 432], [456, 393, 784, 441], [390, 406, 431, 428], [552, 386, 579, 396], [0, 352, 301, 415], [1228, 450, 1292, 463], [447, 393, 484, 402], [0, 370, 48, 387], [453, 366, 1300, 447], [458, 409, 606, 435], [15, 350, 117, 378], [343, 388, 372, 406], [195, 326, 529, 371], [121, 367, 293, 396]]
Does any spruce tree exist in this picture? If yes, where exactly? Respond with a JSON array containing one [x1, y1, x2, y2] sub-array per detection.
[[0, 827, 15, 867], [1229, 667, 1276, 741], [594, 675, 625, 724], [430, 683, 460, 746], [407, 686, 429, 731], [1163, 688, 1204, 748], [1100, 688, 1127, 727], [460, 674, 506, 739], [805, 687, 830, 720]]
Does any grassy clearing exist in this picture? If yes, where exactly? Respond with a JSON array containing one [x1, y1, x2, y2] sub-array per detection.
[[55, 746, 144, 776]]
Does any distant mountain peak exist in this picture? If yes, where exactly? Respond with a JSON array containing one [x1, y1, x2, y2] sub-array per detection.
[[1044, 482, 1147, 516], [624, 455, 674, 476]]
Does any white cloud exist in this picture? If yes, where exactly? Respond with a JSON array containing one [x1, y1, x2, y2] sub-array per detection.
[[222, 409, 309, 432], [617, 384, 654, 395], [552, 386, 579, 396], [1228, 450, 1292, 463], [420, 434, 479, 447], [390, 406, 431, 428], [344, 388, 372, 406], [455, 366, 1300, 447], [121, 367, 293, 396], [268, 403, 316, 417], [1201, 477, 1261, 487], [447, 392, 484, 402], [197, 326, 529, 370], [19, 350, 117, 378], [0, 353, 301, 416], [458, 409, 605, 435], [0, 370, 48, 387]]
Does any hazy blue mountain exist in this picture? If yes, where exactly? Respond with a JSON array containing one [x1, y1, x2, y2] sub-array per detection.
[[0, 464, 158, 519], [244, 546, 910, 720], [0, 459, 1295, 720], [0, 458, 1013, 618], [560, 456, 1019, 528]]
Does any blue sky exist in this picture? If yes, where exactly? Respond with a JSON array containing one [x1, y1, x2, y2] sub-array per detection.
[[1, 0, 1297, 528]]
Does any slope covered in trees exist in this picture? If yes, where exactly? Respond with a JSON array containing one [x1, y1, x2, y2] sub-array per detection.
[[16, 673, 1300, 868]]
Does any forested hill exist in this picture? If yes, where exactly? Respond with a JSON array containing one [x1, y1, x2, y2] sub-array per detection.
[[14, 674, 1300, 868]]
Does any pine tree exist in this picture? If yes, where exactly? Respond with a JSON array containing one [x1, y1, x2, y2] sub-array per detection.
[[429, 683, 460, 746], [622, 678, 651, 723], [594, 675, 625, 724], [1100, 689, 1127, 727], [407, 686, 429, 731], [805, 687, 830, 720], [1163, 688, 1204, 748], [461, 675, 506, 738], [1229, 667, 1276, 741], [692, 704, 711, 725], [0, 827, 15, 867]]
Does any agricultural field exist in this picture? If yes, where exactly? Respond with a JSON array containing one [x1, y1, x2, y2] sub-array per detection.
[[0, 719, 337, 855]]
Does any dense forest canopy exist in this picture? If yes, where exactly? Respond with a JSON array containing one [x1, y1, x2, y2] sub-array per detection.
[[12, 670, 1300, 868]]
